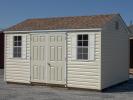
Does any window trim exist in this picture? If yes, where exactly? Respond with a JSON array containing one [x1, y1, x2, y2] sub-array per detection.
[[13, 36, 22, 58]]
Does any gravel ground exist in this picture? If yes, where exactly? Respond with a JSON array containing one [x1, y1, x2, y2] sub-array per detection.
[[0, 69, 133, 100]]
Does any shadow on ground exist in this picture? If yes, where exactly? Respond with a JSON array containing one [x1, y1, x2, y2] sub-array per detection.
[[1, 68, 133, 93], [104, 75, 133, 93]]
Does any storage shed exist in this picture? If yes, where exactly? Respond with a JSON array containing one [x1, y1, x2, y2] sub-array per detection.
[[128, 25, 133, 68], [4, 14, 129, 90], [0, 31, 4, 68]]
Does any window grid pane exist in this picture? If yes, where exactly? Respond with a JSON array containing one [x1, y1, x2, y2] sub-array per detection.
[[83, 41, 88, 46], [77, 41, 82, 46], [83, 54, 88, 59], [18, 36, 22, 41], [14, 42, 17, 46], [78, 35, 82, 40], [18, 41, 22, 46], [14, 36, 18, 41], [83, 35, 88, 40]]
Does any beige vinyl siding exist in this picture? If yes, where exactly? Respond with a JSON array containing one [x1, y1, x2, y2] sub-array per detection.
[[67, 32, 101, 90], [5, 33, 30, 83], [101, 15, 129, 89]]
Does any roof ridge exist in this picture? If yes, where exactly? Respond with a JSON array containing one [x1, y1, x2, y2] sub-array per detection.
[[27, 13, 119, 20]]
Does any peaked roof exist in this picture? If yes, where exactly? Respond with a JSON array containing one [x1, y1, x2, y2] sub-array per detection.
[[5, 14, 118, 31]]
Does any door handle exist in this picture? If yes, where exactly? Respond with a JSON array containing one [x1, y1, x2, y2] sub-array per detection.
[[48, 63, 51, 66]]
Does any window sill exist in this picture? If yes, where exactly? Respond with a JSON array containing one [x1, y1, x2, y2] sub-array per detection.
[[71, 59, 93, 62], [9, 57, 26, 60]]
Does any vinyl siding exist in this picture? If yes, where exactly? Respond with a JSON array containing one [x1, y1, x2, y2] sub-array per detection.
[[5, 33, 30, 83], [67, 32, 101, 90], [101, 15, 129, 89]]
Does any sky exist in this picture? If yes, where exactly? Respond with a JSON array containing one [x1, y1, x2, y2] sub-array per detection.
[[0, 0, 132, 29]]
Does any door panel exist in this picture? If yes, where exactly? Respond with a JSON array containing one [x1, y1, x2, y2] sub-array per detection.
[[47, 34, 66, 84], [50, 46, 55, 61], [31, 35, 47, 82], [31, 33, 66, 84]]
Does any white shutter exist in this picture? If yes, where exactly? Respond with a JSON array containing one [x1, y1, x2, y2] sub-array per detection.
[[89, 34, 95, 60], [22, 34, 27, 59], [71, 34, 77, 60], [9, 35, 13, 58]]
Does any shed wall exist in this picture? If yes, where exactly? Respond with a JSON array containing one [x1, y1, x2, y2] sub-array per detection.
[[67, 32, 101, 90], [5, 33, 30, 83], [5, 31, 102, 90], [101, 15, 129, 89]]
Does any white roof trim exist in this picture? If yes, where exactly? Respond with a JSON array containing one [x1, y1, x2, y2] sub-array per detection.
[[4, 28, 102, 33]]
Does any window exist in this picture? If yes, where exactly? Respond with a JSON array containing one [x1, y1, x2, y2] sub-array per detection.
[[77, 34, 88, 60], [13, 36, 22, 58], [115, 21, 119, 30]]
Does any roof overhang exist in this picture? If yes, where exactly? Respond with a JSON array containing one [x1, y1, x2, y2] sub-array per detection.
[[4, 28, 102, 33]]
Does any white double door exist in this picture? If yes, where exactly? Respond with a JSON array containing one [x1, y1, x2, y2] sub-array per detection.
[[31, 33, 66, 85]]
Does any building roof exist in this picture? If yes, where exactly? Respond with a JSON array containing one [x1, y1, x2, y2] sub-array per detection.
[[5, 14, 118, 31], [128, 25, 133, 33], [128, 25, 133, 37]]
